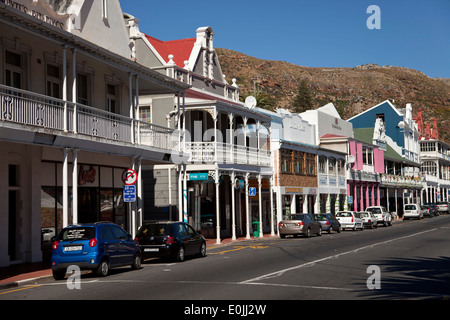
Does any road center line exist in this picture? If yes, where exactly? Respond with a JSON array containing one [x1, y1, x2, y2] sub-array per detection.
[[240, 228, 438, 284]]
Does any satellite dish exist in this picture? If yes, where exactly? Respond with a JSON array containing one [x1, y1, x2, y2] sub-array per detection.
[[245, 96, 257, 109]]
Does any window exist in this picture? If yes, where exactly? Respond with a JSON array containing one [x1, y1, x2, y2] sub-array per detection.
[[77, 73, 89, 105], [421, 161, 437, 176], [5, 50, 23, 89], [328, 157, 336, 175], [306, 154, 315, 175], [281, 150, 292, 173], [294, 152, 304, 174], [139, 106, 151, 123], [318, 155, 327, 174], [46, 64, 61, 99], [106, 83, 118, 113]]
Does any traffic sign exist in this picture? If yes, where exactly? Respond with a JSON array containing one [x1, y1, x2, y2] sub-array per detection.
[[249, 187, 256, 196], [124, 185, 136, 202], [122, 169, 138, 185]]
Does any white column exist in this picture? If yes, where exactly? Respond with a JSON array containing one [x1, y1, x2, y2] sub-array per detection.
[[258, 174, 263, 238], [183, 164, 188, 223], [245, 172, 251, 239], [62, 45, 68, 132], [72, 49, 77, 133], [72, 149, 78, 224], [178, 165, 183, 222], [231, 171, 236, 240], [137, 157, 143, 231], [129, 73, 134, 143], [215, 170, 221, 244], [135, 75, 140, 145], [270, 176, 275, 236], [62, 148, 69, 228]]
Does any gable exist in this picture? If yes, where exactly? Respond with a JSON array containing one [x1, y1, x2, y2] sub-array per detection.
[[145, 35, 196, 67]]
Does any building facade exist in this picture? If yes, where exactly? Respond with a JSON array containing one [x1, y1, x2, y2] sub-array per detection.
[[132, 25, 274, 243], [0, 0, 189, 267], [348, 100, 422, 217]]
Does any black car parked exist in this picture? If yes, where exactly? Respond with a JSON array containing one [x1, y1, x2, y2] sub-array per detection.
[[135, 221, 206, 262]]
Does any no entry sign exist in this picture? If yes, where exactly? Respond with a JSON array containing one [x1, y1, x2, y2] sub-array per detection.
[[122, 169, 138, 185]]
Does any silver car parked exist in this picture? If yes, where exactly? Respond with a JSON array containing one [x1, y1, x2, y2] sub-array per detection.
[[278, 213, 322, 238]]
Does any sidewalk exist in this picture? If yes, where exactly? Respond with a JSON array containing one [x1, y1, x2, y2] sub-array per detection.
[[0, 233, 277, 289]]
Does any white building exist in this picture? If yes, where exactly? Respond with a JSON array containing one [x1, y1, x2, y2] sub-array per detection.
[[0, 0, 188, 267]]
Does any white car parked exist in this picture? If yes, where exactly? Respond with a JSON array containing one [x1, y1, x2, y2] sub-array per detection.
[[365, 206, 392, 227], [403, 204, 425, 220], [336, 211, 364, 231], [359, 212, 378, 229]]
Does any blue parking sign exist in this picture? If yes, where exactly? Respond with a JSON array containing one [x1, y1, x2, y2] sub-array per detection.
[[124, 185, 136, 202]]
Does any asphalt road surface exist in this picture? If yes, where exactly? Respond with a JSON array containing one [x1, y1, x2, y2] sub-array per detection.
[[1, 215, 449, 304]]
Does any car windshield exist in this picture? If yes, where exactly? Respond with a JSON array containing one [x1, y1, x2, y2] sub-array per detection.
[[315, 214, 328, 221], [288, 214, 306, 220], [404, 205, 416, 210], [360, 212, 369, 217], [138, 224, 170, 236], [336, 212, 352, 217], [366, 208, 381, 213], [57, 227, 95, 241]]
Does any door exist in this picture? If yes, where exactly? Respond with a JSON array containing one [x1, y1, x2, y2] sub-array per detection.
[[111, 225, 134, 265], [101, 225, 121, 267]]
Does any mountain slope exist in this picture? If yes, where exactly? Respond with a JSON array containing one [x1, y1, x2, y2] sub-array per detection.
[[216, 48, 450, 143]]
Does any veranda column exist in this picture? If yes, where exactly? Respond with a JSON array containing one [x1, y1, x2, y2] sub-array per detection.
[[72, 149, 79, 224], [72, 49, 77, 133], [215, 170, 221, 244], [231, 171, 236, 240], [62, 148, 69, 228], [245, 172, 251, 239], [270, 176, 275, 236], [258, 174, 263, 238]]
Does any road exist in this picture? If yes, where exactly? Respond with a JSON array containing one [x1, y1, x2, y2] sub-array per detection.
[[1, 215, 450, 303]]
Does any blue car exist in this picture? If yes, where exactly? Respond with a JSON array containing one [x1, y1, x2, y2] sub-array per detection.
[[51, 222, 141, 280]]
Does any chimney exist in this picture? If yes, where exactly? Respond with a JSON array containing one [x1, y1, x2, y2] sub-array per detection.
[[425, 123, 431, 139], [432, 118, 439, 140]]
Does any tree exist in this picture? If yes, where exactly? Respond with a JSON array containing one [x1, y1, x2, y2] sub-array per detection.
[[291, 79, 314, 113]]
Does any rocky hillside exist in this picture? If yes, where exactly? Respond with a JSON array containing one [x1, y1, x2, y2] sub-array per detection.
[[216, 48, 450, 143]]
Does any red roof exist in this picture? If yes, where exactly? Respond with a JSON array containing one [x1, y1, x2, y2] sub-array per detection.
[[145, 34, 196, 67]]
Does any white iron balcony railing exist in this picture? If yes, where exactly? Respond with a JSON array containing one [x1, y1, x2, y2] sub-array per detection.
[[0, 84, 176, 151], [185, 141, 271, 166]]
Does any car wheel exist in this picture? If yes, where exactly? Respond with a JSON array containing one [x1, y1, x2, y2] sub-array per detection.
[[328, 226, 332, 234], [52, 269, 66, 281], [176, 246, 185, 262], [337, 226, 342, 233], [199, 243, 206, 257], [97, 258, 109, 277], [305, 228, 311, 238], [131, 253, 141, 270], [317, 227, 322, 236]]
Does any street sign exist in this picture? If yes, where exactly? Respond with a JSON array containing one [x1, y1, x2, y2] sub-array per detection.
[[124, 185, 136, 202], [249, 187, 256, 196], [122, 169, 138, 185]]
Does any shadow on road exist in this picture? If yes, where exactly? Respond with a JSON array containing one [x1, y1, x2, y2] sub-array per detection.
[[355, 256, 450, 299]]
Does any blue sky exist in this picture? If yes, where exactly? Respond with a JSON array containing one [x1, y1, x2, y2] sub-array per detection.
[[120, 0, 450, 78]]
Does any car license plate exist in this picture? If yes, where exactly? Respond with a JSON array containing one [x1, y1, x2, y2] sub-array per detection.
[[144, 248, 159, 252], [64, 246, 82, 252]]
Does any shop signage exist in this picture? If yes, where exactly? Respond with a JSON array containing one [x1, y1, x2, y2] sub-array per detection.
[[79, 165, 96, 185], [123, 185, 136, 202], [122, 169, 138, 185], [187, 172, 208, 181], [237, 180, 245, 189]]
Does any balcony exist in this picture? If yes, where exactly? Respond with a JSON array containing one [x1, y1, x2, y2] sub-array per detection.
[[185, 141, 271, 166], [0, 84, 177, 152]]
